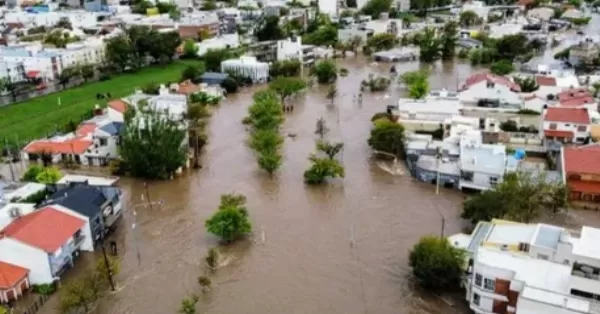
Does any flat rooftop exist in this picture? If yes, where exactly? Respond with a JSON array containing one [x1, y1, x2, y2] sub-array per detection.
[[485, 223, 536, 245], [573, 226, 600, 260], [476, 247, 571, 294], [57, 175, 119, 187]]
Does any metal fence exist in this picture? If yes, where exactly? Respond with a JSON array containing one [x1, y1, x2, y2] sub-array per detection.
[[15, 294, 50, 314]]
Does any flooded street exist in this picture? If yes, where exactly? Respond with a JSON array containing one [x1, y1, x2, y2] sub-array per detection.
[[16, 52, 598, 314], [80, 58, 475, 314]]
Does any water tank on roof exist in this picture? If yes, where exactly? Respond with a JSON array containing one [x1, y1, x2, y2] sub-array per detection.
[[514, 149, 526, 160]]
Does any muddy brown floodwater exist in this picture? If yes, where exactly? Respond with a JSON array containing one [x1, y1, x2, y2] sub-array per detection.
[[31, 58, 484, 314]]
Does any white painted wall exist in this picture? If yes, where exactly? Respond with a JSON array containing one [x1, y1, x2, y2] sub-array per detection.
[[51, 205, 94, 252], [517, 296, 579, 314], [0, 238, 53, 285], [0, 204, 36, 230], [107, 107, 125, 123], [276, 37, 302, 61], [460, 81, 522, 107], [542, 120, 589, 142]]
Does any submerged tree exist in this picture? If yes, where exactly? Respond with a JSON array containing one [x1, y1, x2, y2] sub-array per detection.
[[315, 117, 329, 139], [205, 193, 252, 243], [326, 84, 337, 104], [178, 295, 200, 314], [303, 154, 345, 184], [269, 76, 307, 104], [368, 119, 406, 157], [312, 60, 338, 84], [409, 236, 464, 291], [317, 140, 343, 160], [120, 111, 187, 179]]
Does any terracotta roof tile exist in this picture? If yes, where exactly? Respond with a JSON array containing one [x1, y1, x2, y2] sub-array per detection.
[[558, 88, 595, 107], [0, 207, 85, 253], [463, 72, 521, 92], [75, 123, 97, 137], [544, 107, 590, 124], [24, 137, 92, 155], [535, 76, 557, 86], [564, 145, 600, 175], [107, 100, 127, 114], [0, 261, 28, 289], [177, 80, 200, 95]]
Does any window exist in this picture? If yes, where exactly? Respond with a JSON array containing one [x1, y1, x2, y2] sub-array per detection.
[[518, 242, 530, 252], [537, 254, 549, 260], [564, 259, 570, 265], [475, 273, 482, 287], [483, 278, 495, 291], [473, 293, 481, 306], [565, 124, 570, 127], [461, 171, 474, 182], [489, 176, 499, 186], [99, 138, 108, 146], [549, 123, 557, 130], [578, 125, 587, 132]]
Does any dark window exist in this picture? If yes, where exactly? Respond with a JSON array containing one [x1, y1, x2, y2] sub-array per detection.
[[99, 138, 108, 146], [483, 278, 495, 291], [475, 273, 482, 286], [473, 293, 481, 306], [461, 171, 474, 182]]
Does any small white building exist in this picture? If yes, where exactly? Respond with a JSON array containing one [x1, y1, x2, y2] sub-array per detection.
[[276, 36, 315, 65], [221, 56, 269, 83], [195, 33, 240, 57], [459, 132, 507, 191], [396, 90, 461, 131], [460, 73, 523, 112]]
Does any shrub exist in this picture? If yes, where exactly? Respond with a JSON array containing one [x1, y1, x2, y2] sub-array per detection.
[[32, 283, 56, 295]]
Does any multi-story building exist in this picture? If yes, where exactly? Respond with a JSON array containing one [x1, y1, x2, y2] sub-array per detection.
[[195, 33, 240, 57], [459, 134, 507, 191], [395, 90, 461, 131], [563, 144, 600, 204], [4, 10, 101, 28], [541, 107, 591, 144], [451, 219, 600, 314], [275, 36, 315, 65], [0, 46, 62, 82]]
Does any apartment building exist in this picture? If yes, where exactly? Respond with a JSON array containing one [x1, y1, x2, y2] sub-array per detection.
[[4, 10, 101, 28], [221, 56, 269, 83], [0, 46, 62, 82], [450, 219, 600, 314], [275, 36, 315, 65]]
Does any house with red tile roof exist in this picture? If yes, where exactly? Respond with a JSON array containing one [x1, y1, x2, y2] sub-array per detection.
[[0, 261, 29, 303], [557, 88, 597, 110], [459, 73, 523, 111], [541, 107, 591, 144], [563, 144, 600, 203], [0, 206, 93, 285]]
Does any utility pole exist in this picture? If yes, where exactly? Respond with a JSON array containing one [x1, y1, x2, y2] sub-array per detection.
[[143, 182, 153, 210], [4, 138, 15, 182], [100, 242, 116, 291], [435, 147, 445, 238]]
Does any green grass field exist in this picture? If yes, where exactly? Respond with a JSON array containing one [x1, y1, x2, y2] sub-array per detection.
[[0, 60, 202, 149]]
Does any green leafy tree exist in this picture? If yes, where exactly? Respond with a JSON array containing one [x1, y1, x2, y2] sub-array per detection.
[[58, 272, 104, 314], [156, 1, 176, 13], [409, 236, 464, 291], [256, 16, 285, 41], [459, 10, 481, 27], [181, 64, 205, 82], [399, 70, 428, 85], [312, 60, 338, 84], [205, 248, 220, 268], [461, 172, 569, 224], [400, 70, 430, 99], [22, 165, 44, 182], [418, 28, 442, 62], [58, 66, 79, 89], [317, 140, 343, 159], [303, 25, 338, 46], [269, 76, 307, 104], [36, 167, 63, 184], [408, 79, 430, 99], [303, 154, 345, 184], [201, 0, 217, 10], [120, 111, 187, 180], [490, 60, 515, 75], [198, 276, 212, 291], [368, 119, 405, 157], [79, 64, 95, 82], [366, 33, 398, 51], [182, 39, 199, 58], [258, 151, 282, 174], [247, 91, 285, 130], [203, 48, 233, 72], [269, 59, 302, 77], [95, 255, 120, 288], [205, 193, 252, 242], [440, 21, 458, 60], [513, 76, 539, 92], [105, 34, 135, 72], [495, 34, 529, 61], [178, 295, 200, 314], [361, 0, 392, 18], [250, 129, 283, 153], [141, 82, 160, 95]]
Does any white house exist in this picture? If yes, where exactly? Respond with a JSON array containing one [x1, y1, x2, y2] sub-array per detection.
[[541, 107, 591, 144], [0, 46, 63, 82], [0, 206, 93, 285], [459, 133, 507, 191], [396, 90, 461, 131], [195, 33, 240, 57], [221, 56, 269, 83], [451, 219, 600, 314], [276, 36, 315, 65], [460, 73, 523, 111]]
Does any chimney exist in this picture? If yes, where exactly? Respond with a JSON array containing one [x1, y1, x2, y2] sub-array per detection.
[[93, 104, 103, 116]]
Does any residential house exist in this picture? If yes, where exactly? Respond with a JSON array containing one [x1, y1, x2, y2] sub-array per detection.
[[557, 88, 597, 111], [338, 25, 373, 45], [45, 184, 123, 244], [0, 261, 29, 303], [395, 90, 461, 131], [450, 219, 600, 314], [541, 107, 590, 144], [195, 33, 240, 57], [0, 206, 93, 285], [275, 36, 315, 65], [563, 144, 600, 203], [459, 133, 507, 191], [459, 73, 522, 111]]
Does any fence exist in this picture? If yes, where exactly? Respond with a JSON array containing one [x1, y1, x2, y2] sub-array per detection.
[[13, 294, 50, 314]]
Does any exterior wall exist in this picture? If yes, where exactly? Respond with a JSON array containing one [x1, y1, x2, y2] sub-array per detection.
[[414, 166, 460, 188], [0, 238, 53, 285], [22, 152, 89, 166], [569, 275, 600, 296], [107, 107, 125, 123], [460, 81, 522, 108], [83, 131, 119, 166], [337, 28, 369, 45], [542, 120, 589, 143], [51, 205, 94, 252], [276, 37, 302, 61], [517, 297, 580, 314], [460, 171, 499, 191]]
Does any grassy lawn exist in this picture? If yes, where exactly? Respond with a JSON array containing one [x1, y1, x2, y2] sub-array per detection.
[[0, 60, 202, 149]]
